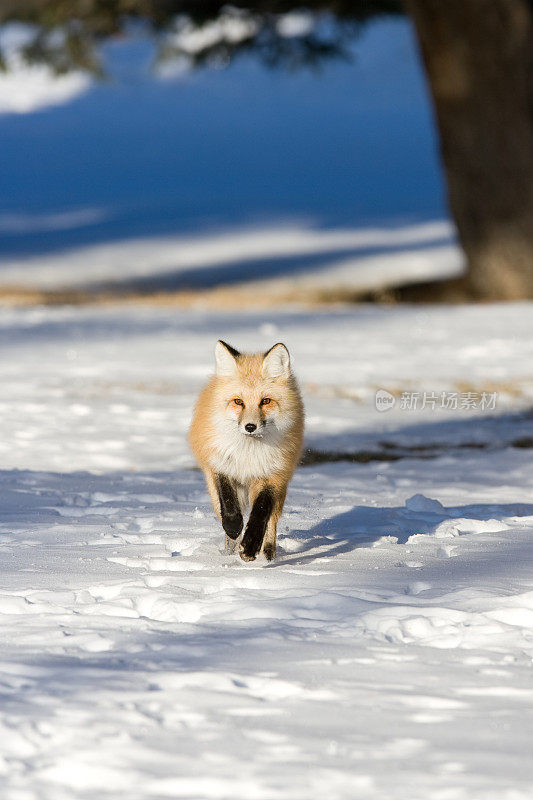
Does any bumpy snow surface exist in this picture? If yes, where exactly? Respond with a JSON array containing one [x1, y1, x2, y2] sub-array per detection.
[[1, 303, 532, 799]]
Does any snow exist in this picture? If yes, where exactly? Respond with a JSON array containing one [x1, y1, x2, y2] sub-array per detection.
[[276, 12, 315, 39], [0, 11, 531, 796], [1, 301, 532, 798], [0, 208, 109, 234], [0, 65, 90, 115], [0, 17, 444, 269], [0, 24, 92, 115], [165, 9, 259, 56], [0, 219, 459, 292]]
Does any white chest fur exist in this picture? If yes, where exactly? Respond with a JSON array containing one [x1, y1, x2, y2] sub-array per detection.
[[208, 422, 285, 483]]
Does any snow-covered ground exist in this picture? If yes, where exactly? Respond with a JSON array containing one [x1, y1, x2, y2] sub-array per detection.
[[0, 219, 460, 295], [0, 25, 92, 114], [0, 17, 444, 266], [2, 11, 531, 796], [1, 301, 532, 799]]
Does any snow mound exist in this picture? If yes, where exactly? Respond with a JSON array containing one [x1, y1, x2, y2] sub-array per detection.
[[405, 494, 445, 513]]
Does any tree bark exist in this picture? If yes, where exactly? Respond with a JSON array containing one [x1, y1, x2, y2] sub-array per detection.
[[404, 0, 533, 299]]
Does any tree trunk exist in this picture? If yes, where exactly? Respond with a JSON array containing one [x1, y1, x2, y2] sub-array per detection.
[[404, 0, 533, 299]]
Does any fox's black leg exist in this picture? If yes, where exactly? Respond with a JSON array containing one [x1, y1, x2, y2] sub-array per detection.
[[216, 474, 243, 540], [240, 487, 274, 562]]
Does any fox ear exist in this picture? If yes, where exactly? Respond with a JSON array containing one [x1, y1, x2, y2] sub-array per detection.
[[262, 343, 290, 379], [215, 340, 240, 377]]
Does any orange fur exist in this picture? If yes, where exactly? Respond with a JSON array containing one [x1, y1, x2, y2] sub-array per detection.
[[189, 341, 304, 560]]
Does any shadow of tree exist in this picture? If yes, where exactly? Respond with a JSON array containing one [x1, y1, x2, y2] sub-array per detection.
[[87, 235, 451, 294], [303, 409, 533, 461]]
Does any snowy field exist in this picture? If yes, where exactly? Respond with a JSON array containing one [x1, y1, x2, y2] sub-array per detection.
[[1, 301, 533, 799], [0, 18, 444, 270], [0, 219, 460, 296], [1, 11, 532, 799]]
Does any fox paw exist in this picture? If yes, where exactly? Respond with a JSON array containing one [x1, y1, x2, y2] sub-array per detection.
[[222, 512, 243, 540], [262, 544, 276, 561], [239, 542, 258, 562]]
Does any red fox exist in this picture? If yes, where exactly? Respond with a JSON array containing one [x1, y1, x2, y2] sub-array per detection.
[[189, 341, 304, 561]]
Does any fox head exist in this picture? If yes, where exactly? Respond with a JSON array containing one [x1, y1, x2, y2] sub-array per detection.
[[213, 340, 298, 439]]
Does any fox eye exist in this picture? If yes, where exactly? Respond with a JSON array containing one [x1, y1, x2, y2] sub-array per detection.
[[260, 398, 271, 406], [233, 398, 244, 406]]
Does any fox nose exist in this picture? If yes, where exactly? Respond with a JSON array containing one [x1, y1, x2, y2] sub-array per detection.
[[245, 423, 257, 433]]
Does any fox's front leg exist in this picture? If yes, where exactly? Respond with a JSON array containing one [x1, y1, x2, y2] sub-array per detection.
[[216, 472, 244, 542], [261, 485, 287, 562], [203, 469, 243, 551], [240, 480, 286, 562]]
